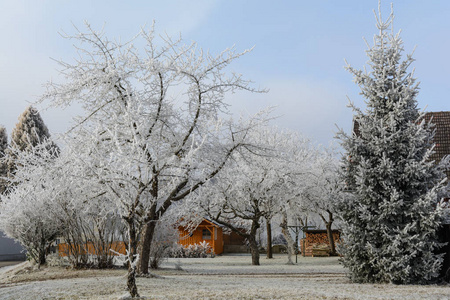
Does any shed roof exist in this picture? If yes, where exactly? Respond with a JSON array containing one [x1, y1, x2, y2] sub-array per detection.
[[304, 229, 340, 234], [203, 217, 226, 228]]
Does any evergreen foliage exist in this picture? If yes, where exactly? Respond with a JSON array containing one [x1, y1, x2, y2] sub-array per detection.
[[0, 126, 8, 194], [7, 106, 58, 178], [337, 6, 447, 284], [11, 106, 51, 152], [0, 126, 7, 155]]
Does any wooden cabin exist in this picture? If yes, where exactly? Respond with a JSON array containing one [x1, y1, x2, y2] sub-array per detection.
[[178, 219, 224, 255], [300, 229, 340, 257]]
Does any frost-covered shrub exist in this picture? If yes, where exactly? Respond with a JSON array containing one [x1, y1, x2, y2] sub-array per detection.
[[58, 210, 126, 269], [169, 241, 213, 258], [169, 244, 186, 258], [46, 253, 69, 267]]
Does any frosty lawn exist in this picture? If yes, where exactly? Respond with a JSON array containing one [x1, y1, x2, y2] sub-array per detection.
[[0, 254, 448, 299]]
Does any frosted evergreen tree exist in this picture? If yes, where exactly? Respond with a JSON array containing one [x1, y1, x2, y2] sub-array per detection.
[[11, 106, 52, 152], [337, 5, 447, 284], [0, 126, 8, 194], [0, 127, 6, 154], [8, 106, 58, 176]]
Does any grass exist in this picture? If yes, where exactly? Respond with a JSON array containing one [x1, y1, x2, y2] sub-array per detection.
[[0, 254, 448, 299]]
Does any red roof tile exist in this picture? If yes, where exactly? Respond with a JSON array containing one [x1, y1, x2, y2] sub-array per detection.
[[352, 111, 450, 173], [424, 112, 450, 167]]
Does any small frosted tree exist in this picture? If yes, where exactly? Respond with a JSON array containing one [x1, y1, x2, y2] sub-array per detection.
[[0, 107, 60, 266], [0, 142, 62, 267], [337, 5, 447, 284]]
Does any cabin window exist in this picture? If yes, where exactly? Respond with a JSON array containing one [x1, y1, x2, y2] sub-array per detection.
[[202, 229, 211, 240], [214, 228, 218, 240]]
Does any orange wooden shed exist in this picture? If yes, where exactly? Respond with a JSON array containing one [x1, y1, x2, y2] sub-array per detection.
[[178, 219, 224, 255]]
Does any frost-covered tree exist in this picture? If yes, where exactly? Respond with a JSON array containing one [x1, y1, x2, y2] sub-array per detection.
[[190, 127, 313, 265], [41, 23, 265, 297], [302, 147, 342, 256], [10, 106, 52, 152], [45, 145, 126, 269], [7, 106, 58, 177], [336, 5, 447, 284], [274, 134, 318, 264], [0, 142, 62, 267], [0, 126, 8, 194], [0, 107, 61, 266], [0, 131, 125, 269]]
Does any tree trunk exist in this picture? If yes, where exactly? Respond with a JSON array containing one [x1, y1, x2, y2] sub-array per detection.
[[280, 213, 295, 264], [37, 230, 46, 268], [325, 211, 336, 256], [38, 249, 46, 268], [248, 235, 260, 265], [138, 220, 157, 274], [248, 219, 260, 265], [326, 222, 336, 256], [266, 218, 273, 259], [126, 218, 140, 298]]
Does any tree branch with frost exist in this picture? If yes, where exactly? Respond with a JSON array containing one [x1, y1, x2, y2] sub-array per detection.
[[40, 22, 269, 288]]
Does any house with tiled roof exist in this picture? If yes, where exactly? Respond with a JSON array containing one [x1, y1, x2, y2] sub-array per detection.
[[352, 111, 450, 172], [423, 111, 450, 178]]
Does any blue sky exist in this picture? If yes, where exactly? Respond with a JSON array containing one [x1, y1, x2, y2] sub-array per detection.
[[0, 1, 449, 146]]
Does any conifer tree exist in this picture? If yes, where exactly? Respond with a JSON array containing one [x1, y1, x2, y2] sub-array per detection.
[[0, 127, 6, 154], [11, 106, 52, 152], [0, 126, 8, 194], [8, 106, 58, 177], [337, 5, 446, 284]]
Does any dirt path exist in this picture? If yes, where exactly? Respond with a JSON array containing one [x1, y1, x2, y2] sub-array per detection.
[[0, 261, 24, 268]]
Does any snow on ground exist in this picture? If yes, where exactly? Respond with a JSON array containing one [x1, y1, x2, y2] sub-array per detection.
[[0, 254, 448, 299]]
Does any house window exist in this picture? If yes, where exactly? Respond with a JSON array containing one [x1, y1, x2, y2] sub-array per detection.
[[202, 229, 211, 240]]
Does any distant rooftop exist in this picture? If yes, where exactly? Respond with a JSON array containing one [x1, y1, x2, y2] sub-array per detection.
[[352, 111, 450, 170], [423, 111, 450, 168]]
